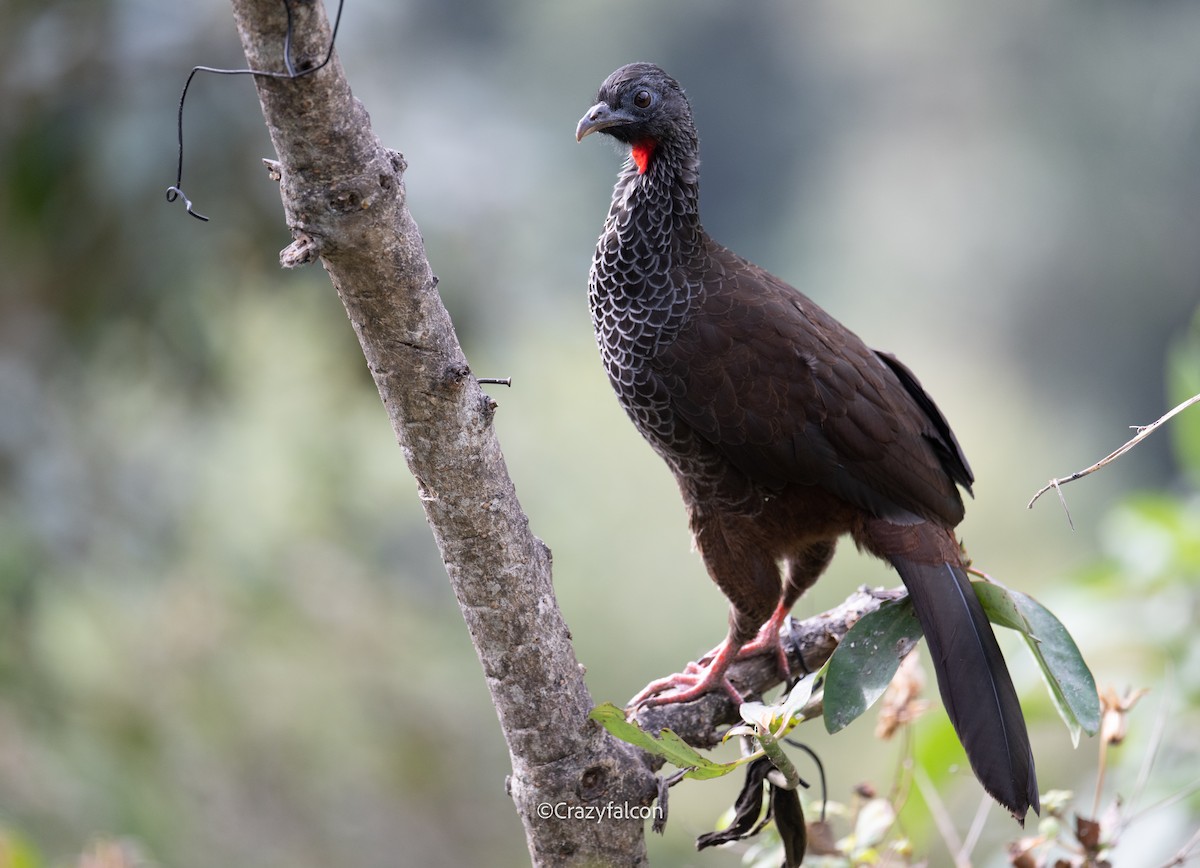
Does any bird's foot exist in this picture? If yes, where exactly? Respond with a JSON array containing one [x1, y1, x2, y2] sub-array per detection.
[[732, 606, 794, 680], [627, 639, 745, 709]]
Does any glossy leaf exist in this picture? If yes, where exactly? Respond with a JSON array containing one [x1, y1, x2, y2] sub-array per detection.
[[823, 599, 923, 734], [589, 702, 754, 780], [974, 582, 1101, 744]]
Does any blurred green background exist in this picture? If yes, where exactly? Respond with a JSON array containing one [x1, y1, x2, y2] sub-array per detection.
[[2, 1, 1198, 865]]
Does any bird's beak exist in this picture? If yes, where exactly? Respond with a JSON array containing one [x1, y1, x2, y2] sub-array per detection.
[[575, 102, 630, 142]]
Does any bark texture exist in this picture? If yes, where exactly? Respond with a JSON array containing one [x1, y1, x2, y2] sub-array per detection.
[[227, 1, 655, 864]]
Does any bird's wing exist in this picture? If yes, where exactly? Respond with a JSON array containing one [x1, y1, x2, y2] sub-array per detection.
[[652, 243, 971, 526]]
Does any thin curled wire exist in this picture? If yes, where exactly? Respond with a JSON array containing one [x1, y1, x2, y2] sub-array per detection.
[[165, 0, 346, 221]]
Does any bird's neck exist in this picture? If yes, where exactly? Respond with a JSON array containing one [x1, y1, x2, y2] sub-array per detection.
[[606, 138, 705, 267], [589, 138, 706, 371]]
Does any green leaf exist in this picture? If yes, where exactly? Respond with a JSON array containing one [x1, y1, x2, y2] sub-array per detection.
[[973, 583, 1101, 744], [823, 599, 923, 734], [589, 703, 755, 780], [973, 581, 1032, 633]]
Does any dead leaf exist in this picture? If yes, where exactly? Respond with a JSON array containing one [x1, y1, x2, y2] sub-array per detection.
[[875, 651, 929, 740], [1098, 686, 1149, 746]]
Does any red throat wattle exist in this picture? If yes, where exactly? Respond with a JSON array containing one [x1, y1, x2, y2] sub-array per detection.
[[631, 140, 656, 174]]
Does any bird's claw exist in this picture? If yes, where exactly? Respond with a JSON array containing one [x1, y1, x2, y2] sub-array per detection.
[[733, 617, 794, 681], [627, 638, 747, 710], [626, 615, 798, 712], [627, 667, 744, 710]]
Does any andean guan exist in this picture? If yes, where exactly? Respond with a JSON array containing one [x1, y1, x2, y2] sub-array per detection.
[[576, 63, 1038, 821]]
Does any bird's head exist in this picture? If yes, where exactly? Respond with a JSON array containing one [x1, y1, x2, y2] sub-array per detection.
[[576, 63, 695, 175]]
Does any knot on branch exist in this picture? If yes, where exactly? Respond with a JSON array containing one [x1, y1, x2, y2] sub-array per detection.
[[280, 232, 319, 268], [577, 761, 615, 802], [328, 180, 373, 213]]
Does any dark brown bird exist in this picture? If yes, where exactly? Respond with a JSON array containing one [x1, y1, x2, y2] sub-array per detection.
[[576, 62, 1038, 821]]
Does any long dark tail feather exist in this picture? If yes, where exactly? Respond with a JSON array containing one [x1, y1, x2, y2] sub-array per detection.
[[889, 554, 1040, 823]]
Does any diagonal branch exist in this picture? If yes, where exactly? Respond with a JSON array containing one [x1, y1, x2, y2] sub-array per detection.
[[1027, 392, 1200, 521], [225, 2, 654, 865], [632, 586, 903, 748]]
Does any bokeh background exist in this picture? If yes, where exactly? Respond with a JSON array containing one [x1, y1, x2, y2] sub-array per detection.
[[2, 1, 1199, 865]]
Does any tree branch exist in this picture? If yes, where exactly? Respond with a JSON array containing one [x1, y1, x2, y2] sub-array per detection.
[[1027, 392, 1200, 522], [225, 2, 654, 864], [631, 586, 903, 748]]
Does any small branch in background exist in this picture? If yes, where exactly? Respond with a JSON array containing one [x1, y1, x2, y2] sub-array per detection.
[[960, 794, 992, 865], [1027, 392, 1200, 522], [1096, 685, 1151, 819], [1164, 825, 1200, 868], [913, 764, 969, 868]]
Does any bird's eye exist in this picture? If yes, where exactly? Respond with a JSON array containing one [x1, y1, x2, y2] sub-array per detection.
[[633, 89, 652, 109]]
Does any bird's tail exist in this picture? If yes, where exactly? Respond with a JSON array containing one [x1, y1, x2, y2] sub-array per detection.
[[887, 551, 1039, 823]]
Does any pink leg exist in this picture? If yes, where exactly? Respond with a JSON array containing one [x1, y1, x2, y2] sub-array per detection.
[[732, 601, 793, 678], [626, 604, 795, 709]]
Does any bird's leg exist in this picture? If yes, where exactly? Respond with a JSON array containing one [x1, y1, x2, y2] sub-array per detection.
[[626, 607, 794, 709], [729, 600, 793, 678], [731, 541, 837, 678], [629, 519, 794, 709], [637, 603, 792, 704], [627, 636, 746, 708]]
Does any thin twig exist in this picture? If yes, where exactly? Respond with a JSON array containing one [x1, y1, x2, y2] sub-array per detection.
[[1027, 392, 1200, 518], [1129, 675, 1172, 814], [883, 727, 915, 818], [959, 793, 992, 863], [1124, 775, 1200, 829], [1161, 823, 1200, 867], [913, 764, 968, 868]]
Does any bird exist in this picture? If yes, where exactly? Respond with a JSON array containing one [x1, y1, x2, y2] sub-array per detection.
[[575, 62, 1038, 822]]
